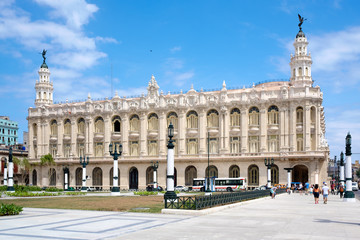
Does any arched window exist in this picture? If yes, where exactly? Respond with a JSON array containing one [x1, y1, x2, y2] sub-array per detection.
[[205, 165, 218, 178], [207, 109, 219, 127], [64, 119, 71, 135], [148, 113, 159, 131], [293, 68, 296, 77], [32, 169, 37, 186], [50, 120, 57, 136], [129, 115, 140, 131], [249, 107, 259, 126], [271, 165, 279, 185], [77, 118, 85, 134], [298, 67, 302, 76], [305, 67, 309, 76], [92, 167, 103, 186], [75, 167, 82, 186], [186, 111, 198, 128], [49, 168, 56, 186], [146, 167, 154, 185], [167, 112, 178, 129], [268, 105, 279, 125], [112, 116, 121, 132], [185, 166, 197, 186], [296, 107, 303, 124], [94, 117, 104, 133], [109, 167, 120, 186], [310, 107, 316, 124], [248, 165, 259, 185], [229, 165, 240, 178], [33, 123, 37, 137], [230, 108, 240, 126], [186, 138, 198, 154]]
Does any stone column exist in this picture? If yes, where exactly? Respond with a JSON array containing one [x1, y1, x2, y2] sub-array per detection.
[[178, 111, 186, 155], [199, 109, 206, 154], [104, 115, 111, 157], [159, 112, 166, 156], [260, 108, 267, 152], [280, 107, 286, 149], [71, 119, 77, 157], [289, 106, 296, 152], [223, 108, 230, 153], [241, 107, 248, 153], [140, 113, 147, 156], [121, 114, 129, 156], [86, 117, 93, 156], [57, 119, 63, 157], [304, 105, 311, 151]]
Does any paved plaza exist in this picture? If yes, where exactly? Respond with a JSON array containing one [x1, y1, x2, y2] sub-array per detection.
[[0, 193, 359, 240]]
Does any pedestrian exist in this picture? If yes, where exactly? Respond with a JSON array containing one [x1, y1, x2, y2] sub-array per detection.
[[313, 184, 320, 204], [339, 184, 344, 198], [309, 184, 313, 195], [322, 183, 329, 204], [331, 183, 335, 195], [270, 187, 276, 199], [299, 183, 303, 195], [305, 181, 310, 195]]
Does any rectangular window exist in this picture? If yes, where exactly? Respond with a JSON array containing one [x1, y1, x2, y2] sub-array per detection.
[[50, 144, 57, 157], [95, 142, 103, 157], [77, 143, 85, 157], [148, 140, 158, 156], [297, 134, 304, 151], [267, 135, 279, 152], [209, 138, 218, 154], [248, 136, 259, 153], [230, 137, 241, 153], [186, 138, 198, 155], [64, 144, 71, 158], [130, 141, 139, 156]]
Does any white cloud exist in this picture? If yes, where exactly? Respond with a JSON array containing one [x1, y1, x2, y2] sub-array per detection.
[[170, 46, 181, 53], [95, 36, 119, 44], [34, 0, 98, 29]]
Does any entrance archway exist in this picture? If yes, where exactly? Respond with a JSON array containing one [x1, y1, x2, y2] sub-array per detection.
[[293, 164, 308, 184], [129, 167, 138, 190]]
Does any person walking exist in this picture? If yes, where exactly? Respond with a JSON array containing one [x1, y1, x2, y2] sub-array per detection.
[[322, 183, 329, 204], [313, 184, 320, 204], [331, 183, 335, 195], [339, 184, 344, 198], [309, 184, 313, 195]]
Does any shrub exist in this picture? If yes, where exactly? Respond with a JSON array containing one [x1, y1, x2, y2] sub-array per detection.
[[6, 192, 61, 197], [0, 203, 23, 216], [45, 187, 63, 192], [0, 186, 7, 192], [65, 192, 86, 196], [134, 191, 158, 196]]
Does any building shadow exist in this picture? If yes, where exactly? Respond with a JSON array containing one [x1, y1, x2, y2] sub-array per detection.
[[314, 219, 360, 226]]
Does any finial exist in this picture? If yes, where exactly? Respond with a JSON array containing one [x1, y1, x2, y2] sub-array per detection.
[[190, 84, 194, 90], [252, 82, 255, 88], [222, 80, 226, 90], [87, 93, 91, 99], [180, 89, 183, 94], [200, 87, 203, 92], [115, 90, 118, 97]]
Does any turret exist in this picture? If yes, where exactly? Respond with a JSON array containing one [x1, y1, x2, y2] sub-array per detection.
[[35, 49, 53, 107], [290, 15, 313, 88]]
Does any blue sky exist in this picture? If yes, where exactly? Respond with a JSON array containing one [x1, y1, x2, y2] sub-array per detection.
[[0, 0, 359, 161]]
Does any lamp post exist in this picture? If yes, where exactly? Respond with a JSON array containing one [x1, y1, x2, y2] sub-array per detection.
[[109, 143, 122, 196], [3, 158, 7, 186], [284, 168, 293, 191], [7, 147, 14, 192], [80, 156, 89, 192], [264, 158, 274, 189], [151, 161, 159, 190], [63, 166, 69, 191], [206, 132, 211, 193], [164, 122, 177, 201], [337, 158, 340, 186], [340, 151, 345, 186], [333, 156, 337, 181], [344, 132, 355, 202]]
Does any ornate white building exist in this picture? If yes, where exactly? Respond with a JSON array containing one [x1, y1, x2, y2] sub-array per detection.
[[27, 28, 329, 190]]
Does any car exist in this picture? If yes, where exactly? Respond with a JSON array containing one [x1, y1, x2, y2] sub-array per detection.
[[352, 182, 358, 191], [254, 185, 267, 190], [87, 187, 96, 191], [67, 187, 75, 191], [174, 185, 189, 192]]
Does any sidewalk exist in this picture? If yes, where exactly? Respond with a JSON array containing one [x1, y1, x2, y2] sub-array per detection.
[[0, 193, 358, 239]]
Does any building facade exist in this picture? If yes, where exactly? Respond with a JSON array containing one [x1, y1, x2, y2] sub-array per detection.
[[27, 28, 329, 190], [0, 116, 19, 145]]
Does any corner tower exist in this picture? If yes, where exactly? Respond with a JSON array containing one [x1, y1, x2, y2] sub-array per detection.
[[290, 16, 313, 88], [35, 49, 53, 107]]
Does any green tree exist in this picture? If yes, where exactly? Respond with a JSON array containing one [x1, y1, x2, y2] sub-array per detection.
[[40, 154, 56, 186], [13, 157, 31, 185]]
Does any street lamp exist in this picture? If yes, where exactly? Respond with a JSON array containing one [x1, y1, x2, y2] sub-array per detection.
[[164, 122, 177, 201], [7, 147, 14, 192], [344, 132, 355, 201], [3, 158, 7, 187], [339, 151, 345, 186], [63, 166, 69, 191], [264, 158, 274, 189], [109, 142, 122, 196], [80, 156, 89, 192], [206, 132, 211, 193], [284, 168, 293, 191], [151, 161, 159, 191]]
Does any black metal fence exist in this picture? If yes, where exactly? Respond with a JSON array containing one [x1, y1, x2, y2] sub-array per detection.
[[164, 189, 287, 210]]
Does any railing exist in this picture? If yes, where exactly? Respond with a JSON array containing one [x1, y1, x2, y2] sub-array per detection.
[[165, 189, 287, 210]]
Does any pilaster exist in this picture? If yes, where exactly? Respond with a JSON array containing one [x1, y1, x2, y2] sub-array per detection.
[[241, 107, 248, 153], [121, 114, 129, 156], [159, 112, 166, 156], [260, 108, 267, 152], [199, 109, 206, 154], [178, 111, 186, 155], [140, 113, 147, 156]]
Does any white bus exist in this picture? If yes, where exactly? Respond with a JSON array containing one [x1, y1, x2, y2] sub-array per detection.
[[192, 177, 247, 192]]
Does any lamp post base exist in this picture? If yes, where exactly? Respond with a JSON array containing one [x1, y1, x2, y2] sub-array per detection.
[[164, 191, 177, 200], [111, 187, 120, 196], [6, 186, 15, 192], [344, 191, 355, 202], [111, 191, 121, 196], [81, 186, 87, 192]]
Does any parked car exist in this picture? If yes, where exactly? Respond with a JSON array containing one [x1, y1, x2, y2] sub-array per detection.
[[67, 187, 75, 191], [87, 187, 96, 191], [254, 185, 267, 191], [352, 182, 358, 191], [174, 185, 189, 192]]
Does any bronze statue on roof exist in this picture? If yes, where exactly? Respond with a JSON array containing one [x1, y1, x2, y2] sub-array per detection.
[[298, 14, 307, 30]]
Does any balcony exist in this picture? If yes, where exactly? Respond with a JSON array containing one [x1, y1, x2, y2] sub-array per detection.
[[33, 136, 37, 143], [230, 126, 241, 135], [207, 127, 219, 136], [94, 132, 104, 141], [186, 128, 198, 137], [111, 132, 122, 141], [248, 125, 260, 133], [129, 131, 140, 139], [63, 134, 71, 142], [77, 133, 85, 141], [267, 124, 279, 131], [49, 135, 58, 142], [147, 130, 159, 139], [296, 123, 303, 132]]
